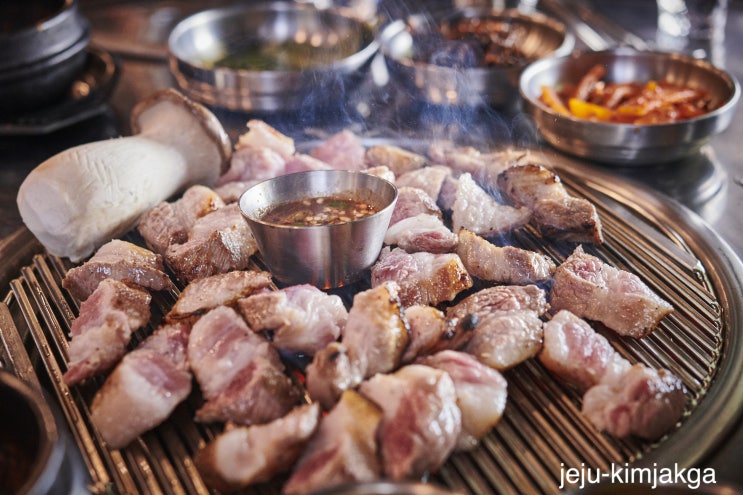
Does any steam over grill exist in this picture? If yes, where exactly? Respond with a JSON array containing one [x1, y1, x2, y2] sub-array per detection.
[[1, 149, 742, 495]]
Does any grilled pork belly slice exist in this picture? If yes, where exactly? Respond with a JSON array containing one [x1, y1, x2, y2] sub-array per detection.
[[371, 247, 473, 307], [234, 119, 295, 160], [195, 403, 321, 493], [401, 305, 456, 363], [237, 284, 347, 355], [384, 214, 459, 254], [168, 270, 273, 319], [437, 174, 459, 212], [283, 390, 383, 495], [343, 282, 409, 379], [539, 310, 631, 391], [306, 342, 365, 410], [462, 310, 544, 371], [89, 321, 192, 449], [418, 350, 507, 450], [137, 185, 225, 256], [497, 163, 603, 244], [452, 173, 531, 237], [359, 364, 462, 481], [214, 180, 261, 204], [456, 228, 556, 284], [165, 203, 258, 282], [62, 239, 173, 301], [285, 153, 333, 174], [390, 186, 442, 225], [310, 130, 366, 171], [64, 278, 152, 385], [217, 146, 286, 185], [365, 144, 427, 175], [550, 246, 674, 338], [447, 285, 549, 322], [396, 165, 451, 203], [363, 165, 396, 183], [428, 141, 527, 189], [582, 364, 686, 439]]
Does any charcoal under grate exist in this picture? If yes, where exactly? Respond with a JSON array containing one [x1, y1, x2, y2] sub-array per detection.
[[1, 151, 742, 495]]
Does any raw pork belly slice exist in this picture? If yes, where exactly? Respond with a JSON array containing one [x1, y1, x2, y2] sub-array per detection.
[[384, 214, 459, 254], [165, 203, 258, 282], [238, 284, 347, 355], [452, 173, 531, 237], [539, 310, 630, 391], [168, 270, 273, 319], [456, 228, 556, 284], [497, 163, 603, 244], [550, 246, 674, 338], [283, 391, 383, 495], [418, 350, 507, 450], [540, 310, 686, 439], [64, 278, 151, 385], [195, 403, 321, 493], [342, 281, 409, 379], [365, 144, 427, 175], [62, 239, 172, 301], [310, 130, 366, 171], [371, 247, 472, 307], [90, 321, 192, 449], [137, 184, 225, 255], [396, 165, 451, 203], [359, 364, 462, 480], [389, 186, 442, 225], [447, 285, 549, 321]]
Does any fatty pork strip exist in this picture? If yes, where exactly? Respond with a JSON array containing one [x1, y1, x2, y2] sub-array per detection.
[[456, 228, 556, 285], [165, 203, 259, 283], [358, 364, 462, 481], [365, 144, 428, 176], [389, 186, 442, 225], [310, 129, 367, 171], [540, 310, 686, 439], [384, 214, 459, 254], [549, 245, 674, 338], [401, 305, 456, 363], [137, 184, 225, 256], [283, 391, 383, 495], [168, 269, 273, 320], [187, 306, 303, 425], [62, 239, 173, 301], [418, 350, 508, 450], [63, 278, 151, 385], [452, 173, 531, 237], [89, 321, 192, 449], [195, 403, 321, 493], [237, 284, 348, 356], [371, 247, 473, 307], [427, 141, 528, 190], [395, 165, 452, 203], [497, 163, 604, 244]]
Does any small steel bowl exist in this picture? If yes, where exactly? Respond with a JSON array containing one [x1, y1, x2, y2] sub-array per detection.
[[379, 8, 574, 107], [519, 47, 741, 165], [168, 2, 378, 113], [239, 170, 398, 289]]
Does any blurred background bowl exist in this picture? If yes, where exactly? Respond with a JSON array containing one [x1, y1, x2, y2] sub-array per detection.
[[379, 7, 574, 108], [239, 170, 397, 289], [0, 0, 90, 114], [519, 47, 741, 165], [168, 2, 379, 113]]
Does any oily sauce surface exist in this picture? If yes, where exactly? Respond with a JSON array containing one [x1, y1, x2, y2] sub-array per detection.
[[261, 195, 379, 226]]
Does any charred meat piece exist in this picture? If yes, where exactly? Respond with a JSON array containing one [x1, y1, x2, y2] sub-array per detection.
[[452, 173, 531, 237], [550, 246, 674, 338], [168, 270, 273, 319], [62, 239, 172, 301], [283, 391, 383, 495], [64, 278, 151, 386], [401, 305, 456, 363], [462, 310, 544, 371], [418, 350, 507, 450], [343, 282, 409, 379], [165, 204, 258, 282], [305, 342, 365, 410], [310, 130, 366, 171], [539, 310, 631, 391], [359, 364, 462, 481], [582, 364, 686, 439], [385, 214, 459, 254], [390, 186, 442, 225], [497, 164, 603, 244], [456, 228, 555, 284], [237, 284, 347, 356], [447, 284, 549, 321], [395, 165, 451, 202], [195, 403, 321, 493], [371, 247, 473, 307], [137, 185, 225, 256], [365, 144, 428, 176], [89, 321, 192, 449]]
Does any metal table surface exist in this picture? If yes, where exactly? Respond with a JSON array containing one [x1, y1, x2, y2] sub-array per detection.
[[0, 0, 741, 491]]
